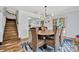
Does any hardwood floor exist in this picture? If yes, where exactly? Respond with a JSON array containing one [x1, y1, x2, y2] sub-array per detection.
[[0, 39, 22, 52], [0, 19, 23, 52]]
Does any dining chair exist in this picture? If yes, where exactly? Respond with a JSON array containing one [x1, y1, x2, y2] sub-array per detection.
[[46, 35, 55, 48], [45, 19, 57, 48], [53, 19, 57, 33], [55, 27, 64, 51], [30, 28, 45, 52], [46, 27, 64, 52], [46, 30, 57, 49], [45, 18, 57, 48]]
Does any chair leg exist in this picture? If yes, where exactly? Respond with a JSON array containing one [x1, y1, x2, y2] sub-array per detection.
[[32, 44, 37, 52], [74, 45, 79, 52]]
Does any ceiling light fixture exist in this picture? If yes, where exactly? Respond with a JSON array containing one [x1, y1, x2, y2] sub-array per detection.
[[40, 6, 47, 20]]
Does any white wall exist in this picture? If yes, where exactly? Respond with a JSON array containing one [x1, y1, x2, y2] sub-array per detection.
[[0, 11, 6, 42], [17, 10, 43, 39], [54, 11, 79, 38], [6, 12, 16, 19], [5, 7, 16, 19], [30, 18, 41, 27], [0, 12, 3, 42], [65, 11, 79, 38], [17, 10, 29, 39]]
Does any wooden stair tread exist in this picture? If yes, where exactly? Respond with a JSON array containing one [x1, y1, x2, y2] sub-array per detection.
[[4, 37, 18, 39]]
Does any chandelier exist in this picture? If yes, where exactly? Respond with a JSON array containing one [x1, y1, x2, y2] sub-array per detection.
[[40, 6, 47, 20]]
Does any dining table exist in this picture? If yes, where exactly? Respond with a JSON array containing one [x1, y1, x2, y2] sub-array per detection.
[[37, 30, 54, 36], [37, 30, 55, 49]]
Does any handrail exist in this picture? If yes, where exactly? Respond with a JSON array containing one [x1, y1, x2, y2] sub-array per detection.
[[6, 10, 16, 16]]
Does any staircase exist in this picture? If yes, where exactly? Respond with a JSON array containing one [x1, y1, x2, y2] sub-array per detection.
[[0, 18, 23, 52], [4, 19, 18, 41]]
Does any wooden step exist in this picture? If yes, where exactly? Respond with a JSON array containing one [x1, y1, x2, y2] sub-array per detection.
[[6, 28, 16, 30], [4, 34, 18, 38], [4, 32, 17, 35], [4, 30, 17, 33], [5, 28, 16, 31], [5, 26, 16, 27], [7, 20, 16, 23], [4, 39, 19, 42], [6, 22, 16, 24], [4, 37, 18, 40], [5, 29, 17, 31], [6, 24, 16, 26], [6, 24, 16, 27], [4, 34, 17, 37], [6, 23, 16, 25], [5, 28, 16, 30], [5, 26, 16, 28], [4, 37, 18, 41], [5, 27, 16, 29], [4, 33, 17, 36]]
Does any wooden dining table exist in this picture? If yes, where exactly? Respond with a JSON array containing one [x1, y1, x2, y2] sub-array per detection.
[[37, 30, 54, 36], [37, 30, 55, 49]]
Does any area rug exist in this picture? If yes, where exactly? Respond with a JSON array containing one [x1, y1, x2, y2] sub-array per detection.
[[62, 38, 75, 52], [21, 38, 75, 52]]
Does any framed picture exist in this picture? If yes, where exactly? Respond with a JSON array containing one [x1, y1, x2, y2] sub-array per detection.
[[58, 17, 65, 28]]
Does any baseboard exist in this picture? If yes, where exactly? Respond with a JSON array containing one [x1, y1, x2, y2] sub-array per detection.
[[0, 42, 2, 45]]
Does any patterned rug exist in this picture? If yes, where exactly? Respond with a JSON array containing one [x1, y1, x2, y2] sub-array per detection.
[[21, 38, 75, 52], [62, 39, 75, 52]]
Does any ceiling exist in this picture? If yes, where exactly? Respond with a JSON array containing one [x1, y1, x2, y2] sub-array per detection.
[[1, 6, 79, 16]]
